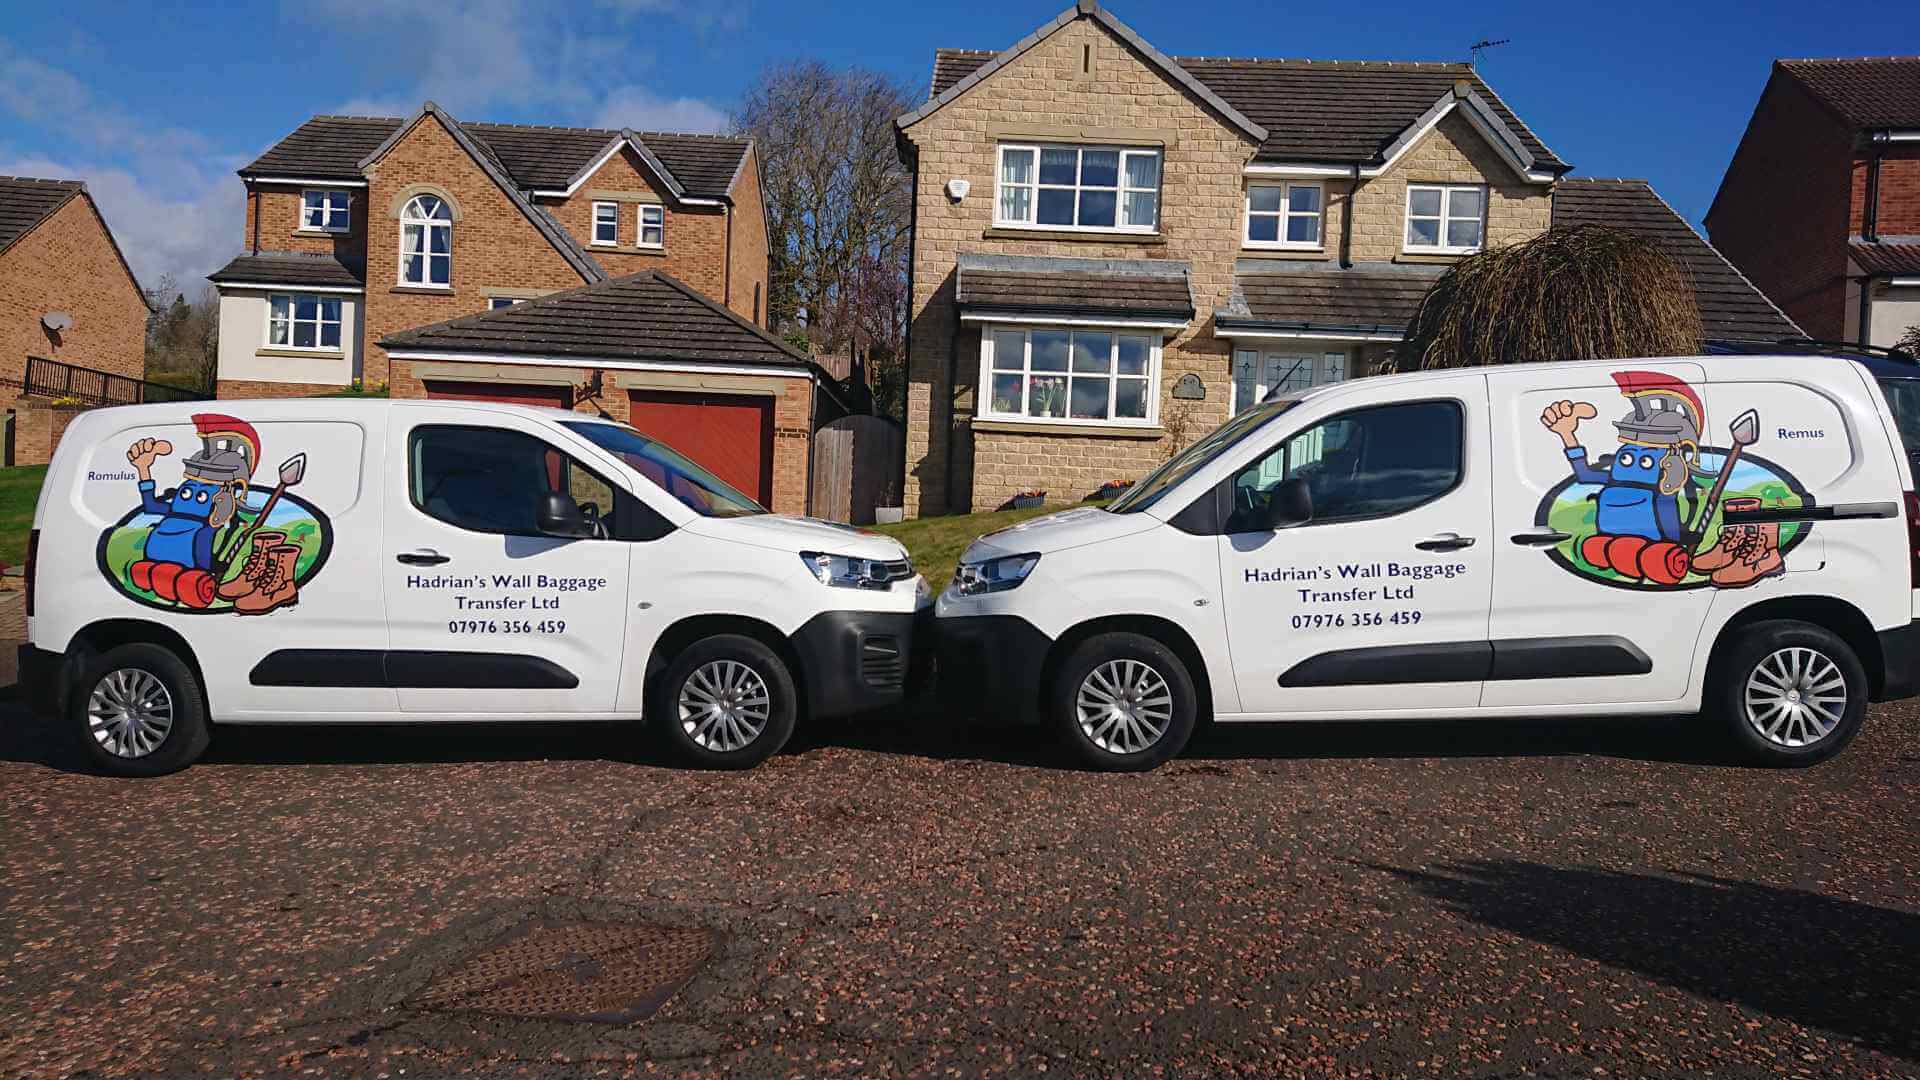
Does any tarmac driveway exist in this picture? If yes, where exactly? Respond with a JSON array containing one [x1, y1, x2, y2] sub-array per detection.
[[1, 700, 1915, 1077]]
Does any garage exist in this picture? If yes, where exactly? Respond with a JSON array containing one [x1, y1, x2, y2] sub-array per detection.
[[423, 379, 572, 409], [628, 389, 773, 504]]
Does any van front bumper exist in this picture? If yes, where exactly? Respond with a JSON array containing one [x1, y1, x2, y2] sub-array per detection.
[[791, 609, 929, 719], [933, 613, 1053, 725], [1874, 621, 1920, 702]]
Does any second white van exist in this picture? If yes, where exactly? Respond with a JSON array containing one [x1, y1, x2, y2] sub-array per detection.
[[935, 353, 1920, 770], [21, 398, 929, 775]]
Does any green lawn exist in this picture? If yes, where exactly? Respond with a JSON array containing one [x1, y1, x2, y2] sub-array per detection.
[[872, 503, 1085, 592], [0, 465, 47, 567]]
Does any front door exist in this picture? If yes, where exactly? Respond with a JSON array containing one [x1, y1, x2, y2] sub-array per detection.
[[383, 408, 631, 714], [1232, 349, 1347, 414], [1217, 380, 1495, 715]]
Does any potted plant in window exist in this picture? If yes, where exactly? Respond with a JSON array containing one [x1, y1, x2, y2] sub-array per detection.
[[1029, 376, 1066, 419]]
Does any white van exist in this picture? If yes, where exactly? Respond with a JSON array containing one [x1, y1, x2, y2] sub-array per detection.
[[935, 354, 1920, 770], [20, 399, 929, 775]]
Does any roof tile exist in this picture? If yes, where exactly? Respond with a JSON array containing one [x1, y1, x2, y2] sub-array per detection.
[[0, 176, 84, 257], [1778, 57, 1920, 131], [207, 252, 366, 288]]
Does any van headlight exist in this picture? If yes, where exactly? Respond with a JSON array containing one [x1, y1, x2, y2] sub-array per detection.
[[948, 553, 1040, 597], [801, 551, 913, 591]]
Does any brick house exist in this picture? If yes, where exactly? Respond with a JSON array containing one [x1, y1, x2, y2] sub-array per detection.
[[206, 103, 829, 512], [897, 1, 1799, 516], [0, 176, 149, 465], [1706, 57, 1920, 348]]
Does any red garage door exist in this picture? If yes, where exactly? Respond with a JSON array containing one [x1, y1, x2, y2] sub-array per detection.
[[423, 380, 572, 409], [628, 390, 773, 505]]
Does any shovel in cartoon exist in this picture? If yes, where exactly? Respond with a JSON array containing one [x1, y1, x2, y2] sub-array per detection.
[[213, 452, 308, 614], [1687, 410, 1783, 587]]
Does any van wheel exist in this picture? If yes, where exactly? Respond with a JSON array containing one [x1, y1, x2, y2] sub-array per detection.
[[652, 635, 797, 769], [1710, 620, 1866, 766], [1051, 632, 1197, 772], [70, 643, 209, 777]]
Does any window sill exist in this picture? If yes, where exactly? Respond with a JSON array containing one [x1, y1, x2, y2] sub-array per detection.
[[1241, 247, 1330, 260], [973, 417, 1166, 439], [1396, 251, 1476, 263], [390, 285, 454, 295], [597, 244, 667, 256], [294, 227, 349, 236], [256, 347, 345, 360], [982, 227, 1165, 245]]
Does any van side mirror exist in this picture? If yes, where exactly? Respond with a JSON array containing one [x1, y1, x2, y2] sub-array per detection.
[[535, 492, 595, 538], [1265, 476, 1313, 528]]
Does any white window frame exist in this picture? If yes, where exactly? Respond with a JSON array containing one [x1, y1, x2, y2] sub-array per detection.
[[299, 189, 350, 233], [487, 297, 524, 310], [398, 194, 453, 288], [1244, 182, 1324, 249], [993, 143, 1161, 234], [265, 292, 344, 352], [591, 201, 619, 246], [1404, 183, 1486, 255], [978, 326, 1161, 428], [636, 203, 664, 249]]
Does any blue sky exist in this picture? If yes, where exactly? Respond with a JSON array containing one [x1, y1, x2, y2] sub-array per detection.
[[1, 0, 1913, 297]]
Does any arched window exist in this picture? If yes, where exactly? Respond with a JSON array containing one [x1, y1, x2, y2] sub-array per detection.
[[399, 194, 452, 287]]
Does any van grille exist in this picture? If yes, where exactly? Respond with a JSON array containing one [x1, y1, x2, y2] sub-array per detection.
[[861, 635, 905, 689]]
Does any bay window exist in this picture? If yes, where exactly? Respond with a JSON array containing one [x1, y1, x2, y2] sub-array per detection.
[[996, 144, 1160, 232], [1245, 183, 1322, 247], [1405, 184, 1485, 253], [301, 189, 350, 232], [267, 293, 343, 351], [982, 328, 1157, 425]]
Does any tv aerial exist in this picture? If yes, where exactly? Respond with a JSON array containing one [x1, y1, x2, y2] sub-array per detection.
[[1470, 38, 1511, 66]]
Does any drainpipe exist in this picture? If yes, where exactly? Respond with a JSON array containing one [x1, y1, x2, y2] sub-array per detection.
[[1859, 132, 1887, 346], [723, 204, 734, 309], [1339, 165, 1362, 269], [249, 183, 260, 255]]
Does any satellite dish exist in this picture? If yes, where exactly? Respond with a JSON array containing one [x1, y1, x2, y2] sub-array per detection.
[[42, 312, 72, 332]]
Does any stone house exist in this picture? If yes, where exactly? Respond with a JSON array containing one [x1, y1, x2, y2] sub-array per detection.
[[0, 176, 150, 465], [205, 103, 832, 513], [896, 1, 1798, 516], [1706, 57, 1920, 349]]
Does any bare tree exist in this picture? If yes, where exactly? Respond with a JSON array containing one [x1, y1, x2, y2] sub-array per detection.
[[735, 61, 914, 413], [143, 281, 219, 394]]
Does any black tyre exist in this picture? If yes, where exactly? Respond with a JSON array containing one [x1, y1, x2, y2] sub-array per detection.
[[1710, 620, 1867, 766], [651, 634, 797, 769], [1050, 632, 1197, 772], [70, 643, 209, 777]]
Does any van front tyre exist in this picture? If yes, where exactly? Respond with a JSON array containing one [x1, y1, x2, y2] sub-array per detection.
[[652, 634, 797, 769], [1051, 632, 1197, 772], [70, 643, 209, 777], [1711, 620, 1866, 766]]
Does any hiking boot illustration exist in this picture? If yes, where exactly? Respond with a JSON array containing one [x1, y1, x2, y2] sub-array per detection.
[[234, 543, 301, 615], [1706, 500, 1785, 588], [217, 530, 286, 601], [1692, 498, 1761, 573]]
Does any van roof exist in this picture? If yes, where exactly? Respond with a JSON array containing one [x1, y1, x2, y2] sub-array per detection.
[[1275, 352, 1891, 405], [64, 396, 627, 427]]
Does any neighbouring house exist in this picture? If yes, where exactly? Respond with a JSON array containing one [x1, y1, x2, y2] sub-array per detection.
[[898, 1, 1802, 515], [0, 176, 151, 466], [1706, 57, 1920, 348], [205, 103, 825, 509]]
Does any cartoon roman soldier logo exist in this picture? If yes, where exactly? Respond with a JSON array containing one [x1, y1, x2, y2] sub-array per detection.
[[1535, 371, 1811, 590], [98, 413, 331, 615]]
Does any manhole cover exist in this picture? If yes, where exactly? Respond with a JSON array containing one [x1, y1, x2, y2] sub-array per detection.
[[415, 920, 713, 1024]]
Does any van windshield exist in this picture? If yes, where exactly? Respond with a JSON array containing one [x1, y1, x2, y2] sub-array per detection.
[[562, 421, 765, 518], [1108, 399, 1297, 514]]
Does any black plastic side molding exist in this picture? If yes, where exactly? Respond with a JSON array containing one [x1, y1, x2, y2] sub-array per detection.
[[1279, 635, 1650, 687], [249, 649, 579, 690]]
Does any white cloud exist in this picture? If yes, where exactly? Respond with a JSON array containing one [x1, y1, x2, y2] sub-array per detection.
[[590, 86, 730, 134], [0, 154, 240, 295]]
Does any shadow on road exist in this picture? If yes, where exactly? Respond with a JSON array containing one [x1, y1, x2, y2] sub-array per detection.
[[1379, 859, 1920, 1061]]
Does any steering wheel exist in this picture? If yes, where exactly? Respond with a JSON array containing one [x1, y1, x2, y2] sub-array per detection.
[[577, 501, 608, 539]]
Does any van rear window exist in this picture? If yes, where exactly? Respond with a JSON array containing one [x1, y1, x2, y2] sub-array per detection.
[[1875, 377, 1920, 475]]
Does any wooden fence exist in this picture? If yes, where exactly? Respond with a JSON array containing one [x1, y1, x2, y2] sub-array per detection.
[[811, 414, 904, 524]]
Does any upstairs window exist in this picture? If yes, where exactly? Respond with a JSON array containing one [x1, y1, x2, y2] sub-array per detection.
[[637, 204, 664, 248], [1245, 183, 1322, 248], [591, 201, 618, 246], [399, 194, 452, 287], [301, 189, 350, 233], [1405, 184, 1485, 254], [267, 293, 342, 351], [995, 144, 1159, 232]]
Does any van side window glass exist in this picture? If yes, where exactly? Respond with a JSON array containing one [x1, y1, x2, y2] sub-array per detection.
[[1229, 400, 1463, 529], [1876, 378, 1920, 475], [410, 425, 612, 537]]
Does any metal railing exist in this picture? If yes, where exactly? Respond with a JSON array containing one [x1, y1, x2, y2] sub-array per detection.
[[24, 355, 209, 406]]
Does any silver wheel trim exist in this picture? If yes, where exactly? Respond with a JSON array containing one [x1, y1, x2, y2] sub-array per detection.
[[1743, 647, 1847, 749], [1076, 659, 1174, 755], [677, 659, 772, 753], [87, 668, 175, 759]]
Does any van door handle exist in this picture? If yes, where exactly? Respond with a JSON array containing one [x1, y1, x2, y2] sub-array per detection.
[[396, 549, 451, 566], [1414, 533, 1476, 552], [1509, 529, 1572, 547]]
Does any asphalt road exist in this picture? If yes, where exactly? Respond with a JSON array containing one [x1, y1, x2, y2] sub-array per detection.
[[2, 697, 1916, 1078]]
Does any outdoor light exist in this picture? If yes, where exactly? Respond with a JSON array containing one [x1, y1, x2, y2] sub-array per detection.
[[801, 551, 910, 591], [948, 552, 1040, 597]]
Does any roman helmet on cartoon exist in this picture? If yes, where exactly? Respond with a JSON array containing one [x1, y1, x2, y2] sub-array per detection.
[[124, 413, 262, 608]]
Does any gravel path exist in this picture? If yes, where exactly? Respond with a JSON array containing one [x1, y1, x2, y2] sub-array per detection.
[[2, 700, 1915, 1077]]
